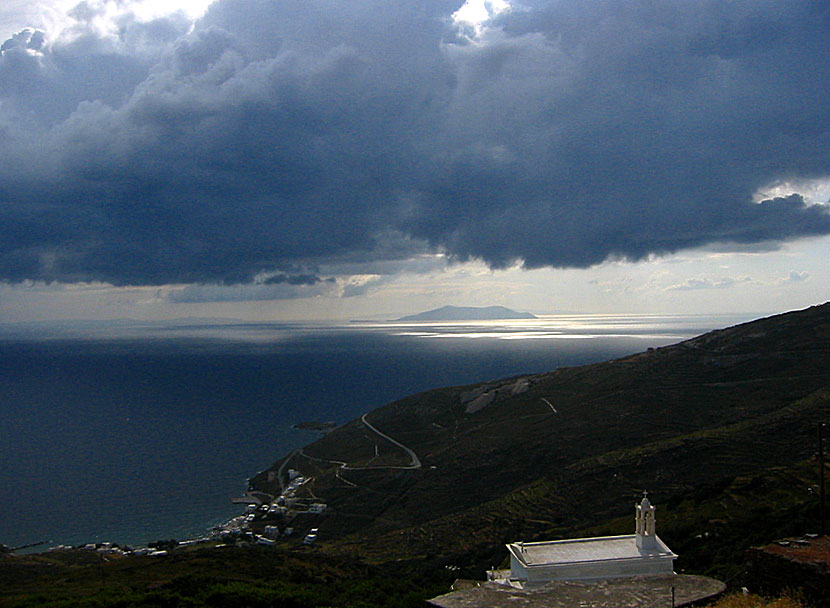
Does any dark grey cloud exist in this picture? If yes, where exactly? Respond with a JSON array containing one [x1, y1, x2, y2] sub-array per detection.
[[0, 0, 828, 286], [261, 273, 331, 286], [0, 28, 44, 52], [167, 279, 336, 302]]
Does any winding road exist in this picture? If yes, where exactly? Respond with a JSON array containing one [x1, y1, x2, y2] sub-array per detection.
[[295, 413, 422, 474], [360, 413, 422, 469], [541, 397, 558, 413]]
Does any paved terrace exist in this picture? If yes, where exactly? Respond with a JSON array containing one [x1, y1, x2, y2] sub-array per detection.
[[428, 574, 725, 608]]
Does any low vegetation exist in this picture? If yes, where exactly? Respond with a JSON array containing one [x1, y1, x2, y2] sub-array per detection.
[[0, 546, 453, 608], [711, 592, 807, 608]]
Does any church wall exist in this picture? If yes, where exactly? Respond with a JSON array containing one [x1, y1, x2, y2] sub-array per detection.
[[516, 555, 675, 583]]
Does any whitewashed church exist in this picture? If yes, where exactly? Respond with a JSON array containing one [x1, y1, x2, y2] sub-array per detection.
[[502, 492, 677, 585]]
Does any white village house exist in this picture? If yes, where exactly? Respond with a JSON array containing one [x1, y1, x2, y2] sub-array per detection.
[[502, 492, 677, 585]]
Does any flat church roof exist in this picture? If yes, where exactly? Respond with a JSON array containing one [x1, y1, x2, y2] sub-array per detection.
[[509, 534, 675, 566]]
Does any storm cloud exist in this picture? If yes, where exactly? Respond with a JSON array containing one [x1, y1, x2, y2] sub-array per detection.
[[0, 0, 828, 286]]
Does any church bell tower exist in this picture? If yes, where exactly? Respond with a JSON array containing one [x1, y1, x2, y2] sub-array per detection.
[[635, 491, 657, 550]]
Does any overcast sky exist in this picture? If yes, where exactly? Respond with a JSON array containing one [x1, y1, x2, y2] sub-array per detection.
[[0, 0, 828, 322]]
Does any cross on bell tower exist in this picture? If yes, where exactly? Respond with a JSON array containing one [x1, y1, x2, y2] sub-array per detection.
[[635, 491, 657, 550]]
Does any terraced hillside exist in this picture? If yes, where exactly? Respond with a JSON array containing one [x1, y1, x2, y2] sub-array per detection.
[[250, 303, 830, 572]]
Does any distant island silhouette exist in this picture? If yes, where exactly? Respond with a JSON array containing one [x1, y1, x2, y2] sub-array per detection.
[[395, 305, 537, 322]]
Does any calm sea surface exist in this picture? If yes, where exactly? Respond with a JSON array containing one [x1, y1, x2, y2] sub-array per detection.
[[0, 313, 757, 550]]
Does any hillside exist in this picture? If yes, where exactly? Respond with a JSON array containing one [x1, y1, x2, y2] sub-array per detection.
[[0, 545, 451, 608], [251, 303, 830, 574], [395, 305, 536, 321]]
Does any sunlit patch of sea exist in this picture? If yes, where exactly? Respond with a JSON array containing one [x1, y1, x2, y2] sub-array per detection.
[[360, 313, 750, 340]]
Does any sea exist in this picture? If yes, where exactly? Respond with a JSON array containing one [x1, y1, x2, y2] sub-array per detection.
[[0, 313, 758, 551]]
